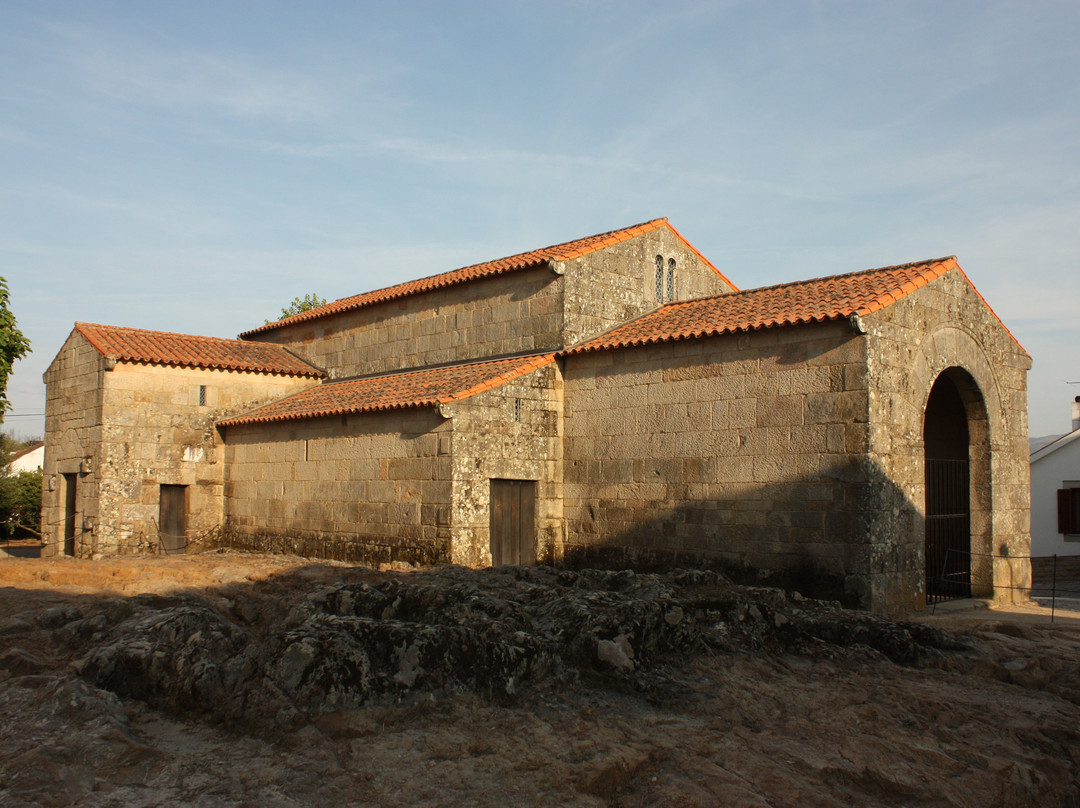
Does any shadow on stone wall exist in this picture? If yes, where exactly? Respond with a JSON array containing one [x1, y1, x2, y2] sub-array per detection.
[[202, 526, 450, 568], [206, 456, 935, 610], [560, 456, 925, 610], [562, 544, 854, 605]]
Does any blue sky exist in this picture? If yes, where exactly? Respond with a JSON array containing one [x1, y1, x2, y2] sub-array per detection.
[[1, 0, 1078, 438]]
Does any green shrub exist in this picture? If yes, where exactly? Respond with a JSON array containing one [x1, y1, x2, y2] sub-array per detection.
[[0, 468, 41, 538]]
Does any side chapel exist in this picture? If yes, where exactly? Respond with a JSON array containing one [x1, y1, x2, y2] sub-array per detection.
[[41, 219, 1032, 611]]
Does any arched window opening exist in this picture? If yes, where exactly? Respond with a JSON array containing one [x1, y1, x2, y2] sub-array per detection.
[[667, 258, 676, 302], [924, 373, 971, 603], [655, 255, 664, 301]]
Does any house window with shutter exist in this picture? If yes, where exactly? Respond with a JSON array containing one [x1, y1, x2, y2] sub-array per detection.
[[1058, 484, 1080, 535]]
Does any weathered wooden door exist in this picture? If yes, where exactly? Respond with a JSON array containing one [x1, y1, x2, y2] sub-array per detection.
[[158, 484, 187, 554], [62, 473, 77, 556], [489, 479, 536, 566]]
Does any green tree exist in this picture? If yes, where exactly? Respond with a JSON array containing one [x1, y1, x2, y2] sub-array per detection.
[[0, 278, 30, 417], [0, 434, 41, 538], [0, 468, 41, 537], [267, 293, 327, 324]]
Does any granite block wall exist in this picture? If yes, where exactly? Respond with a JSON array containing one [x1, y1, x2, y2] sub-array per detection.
[[41, 330, 318, 556], [41, 332, 105, 556], [222, 408, 452, 565], [442, 362, 563, 567], [860, 268, 1032, 609], [561, 320, 873, 600], [256, 267, 563, 378]]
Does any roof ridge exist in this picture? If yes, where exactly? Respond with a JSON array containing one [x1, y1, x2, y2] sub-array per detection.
[[73, 321, 325, 377], [1031, 427, 1080, 461], [9, 442, 44, 461], [77, 321, 263, 346], [515, 217, 667, 258], [853, 260, 954, 316], [559, 255, 1024, 359], [240, 218, 672, 338], [658, 255, 958, 309]]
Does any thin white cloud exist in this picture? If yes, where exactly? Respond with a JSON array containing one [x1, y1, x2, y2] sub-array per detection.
[[1, 182, 238, 249], [0, 122, 37, 148], [38, 18, 341, 122], [2, 1, 1079, 437]]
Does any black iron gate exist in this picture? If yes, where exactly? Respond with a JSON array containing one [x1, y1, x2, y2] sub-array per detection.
[[925, 458, 971, 603]]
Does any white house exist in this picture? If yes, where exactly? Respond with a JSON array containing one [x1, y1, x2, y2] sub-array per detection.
[[1029, 398, 1080, 558], [8, 442, 44, 474]]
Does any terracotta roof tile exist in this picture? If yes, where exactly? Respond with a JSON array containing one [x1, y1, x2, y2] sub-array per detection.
[[240, 219, 735, 338], [75, 323, 325, 377], [219, 353, 555, 427], [562, 256, 1023, 355]]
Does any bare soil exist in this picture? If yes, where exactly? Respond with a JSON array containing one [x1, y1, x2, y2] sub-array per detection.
[[1, 551, 1078, 808]]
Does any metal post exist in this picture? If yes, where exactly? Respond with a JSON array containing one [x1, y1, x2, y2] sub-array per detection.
[[932, 550, 951, 614]]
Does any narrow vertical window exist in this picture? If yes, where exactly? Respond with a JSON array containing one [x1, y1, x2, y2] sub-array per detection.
[[667, 258, 676, 302], [655, 255, 664, 301], [514, 398, 522, 422], [198, 385, 207, 406]]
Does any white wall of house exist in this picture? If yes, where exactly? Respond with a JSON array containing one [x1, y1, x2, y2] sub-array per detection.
[[9, 444, 44, 473], [1030, 429, 1080, 557]]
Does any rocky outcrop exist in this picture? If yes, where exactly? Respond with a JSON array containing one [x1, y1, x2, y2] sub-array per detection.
[[3, 554, 1079, 808], [64, 566, 964, 729]]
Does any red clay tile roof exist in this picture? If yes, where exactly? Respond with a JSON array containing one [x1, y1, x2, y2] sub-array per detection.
[[563, 257, 1025, 355], [75, 323, 325, 377], [240, 219, 735, 338], [218, 353, 555, 427]]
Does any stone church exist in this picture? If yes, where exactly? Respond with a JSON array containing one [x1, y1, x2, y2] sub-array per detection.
[[42, 218, 1031, 611]]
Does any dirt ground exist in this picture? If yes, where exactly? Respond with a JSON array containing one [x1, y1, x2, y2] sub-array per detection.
[[1, 551, 1078, 808]]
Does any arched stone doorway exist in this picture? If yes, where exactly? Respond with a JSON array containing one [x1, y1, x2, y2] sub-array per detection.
[[923, 368, 993, 604]]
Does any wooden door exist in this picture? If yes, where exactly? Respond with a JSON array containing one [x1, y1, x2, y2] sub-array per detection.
[[158, 485, 187, 554], [489, 479, 536, 566], [62, 473, 77, 556]]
